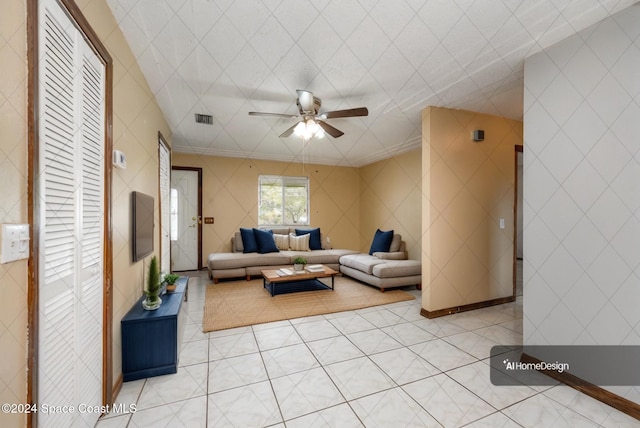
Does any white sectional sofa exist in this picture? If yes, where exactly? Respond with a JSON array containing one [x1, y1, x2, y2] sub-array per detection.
[[207, 228, 422, 292], [207, 227, 358, 282]]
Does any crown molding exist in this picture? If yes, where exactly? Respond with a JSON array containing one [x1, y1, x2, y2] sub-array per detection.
[[171, 136, 423, 168]]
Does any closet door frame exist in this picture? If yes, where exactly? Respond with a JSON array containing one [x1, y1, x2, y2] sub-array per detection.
[[26, 0, 113, 426]]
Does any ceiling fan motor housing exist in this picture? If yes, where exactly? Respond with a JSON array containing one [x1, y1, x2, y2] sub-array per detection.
[[296, 95, 322, 114]]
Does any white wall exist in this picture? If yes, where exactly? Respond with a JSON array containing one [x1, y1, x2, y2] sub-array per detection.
[[523, 3, 640, 402]]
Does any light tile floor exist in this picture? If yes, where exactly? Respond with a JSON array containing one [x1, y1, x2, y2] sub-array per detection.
[[97, 269, 638, 427]]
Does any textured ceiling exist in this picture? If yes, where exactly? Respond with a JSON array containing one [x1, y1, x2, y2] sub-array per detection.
[[106, 0, 636, 167]]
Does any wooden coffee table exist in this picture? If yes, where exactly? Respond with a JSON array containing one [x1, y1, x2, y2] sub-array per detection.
[[261, 265, 338, 296]]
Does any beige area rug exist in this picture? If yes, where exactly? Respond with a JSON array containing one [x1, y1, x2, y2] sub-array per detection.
[[202, 276, 415, 332]]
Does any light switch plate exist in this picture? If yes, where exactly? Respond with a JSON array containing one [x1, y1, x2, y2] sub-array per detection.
[[1, 224, 30, 263], [499, 218, 505, 229]]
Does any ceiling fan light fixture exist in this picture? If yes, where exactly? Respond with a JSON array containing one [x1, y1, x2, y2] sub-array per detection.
[[307, 119, 319, 134], [293, 119, 324, 140], [294, 121, 307, 137], [249, 89, 367, 140]]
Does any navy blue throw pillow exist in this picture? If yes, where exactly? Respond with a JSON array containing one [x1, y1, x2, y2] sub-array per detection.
[[369, 229, 394, 255], [240, 228, 258, 253], [296, 228, 321, 250], [253, 228, 279, 254]]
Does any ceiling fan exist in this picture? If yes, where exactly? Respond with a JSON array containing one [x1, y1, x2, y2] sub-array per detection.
[[248, 90, 368, 139]]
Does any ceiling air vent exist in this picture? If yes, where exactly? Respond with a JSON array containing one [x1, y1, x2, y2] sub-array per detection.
[[195, 113, 213, 125]]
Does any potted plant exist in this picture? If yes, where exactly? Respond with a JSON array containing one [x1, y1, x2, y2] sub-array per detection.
[[293, 256, 307, 272], [142, 256, 162, 310], [164, 273, 180, 293]]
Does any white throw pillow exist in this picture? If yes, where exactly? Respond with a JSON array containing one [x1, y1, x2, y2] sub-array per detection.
[[273, 234, 290, 250], [389, 234, 402, 252], [234, 231, 244, 252], [289, 233, 310, 251]]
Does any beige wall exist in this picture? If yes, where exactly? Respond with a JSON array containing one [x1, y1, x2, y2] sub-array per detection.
[[422, 106, 522, 313], [77, 0, 172, 384], [0, 2, 171, 423], [0, 0, 28, 426], [359, 150, 422, 259], [172, 154, 361, 262]]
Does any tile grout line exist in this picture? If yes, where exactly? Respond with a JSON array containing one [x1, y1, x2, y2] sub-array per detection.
[[292, 315, 367, 426], [303, 320, 366, 426], [252, 323, 288, 426], [205, 319, 210, 428]]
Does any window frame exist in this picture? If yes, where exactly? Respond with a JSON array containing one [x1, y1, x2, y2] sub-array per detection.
[[258, 175, 310, 227]]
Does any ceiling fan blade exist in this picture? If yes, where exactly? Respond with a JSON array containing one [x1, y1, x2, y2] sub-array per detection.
[[248, 112, 298, 119], [317, 120, 344, 138], [279, 122, 300, 138], [321, 107, 369, 119], [296, 89, 315, 113]]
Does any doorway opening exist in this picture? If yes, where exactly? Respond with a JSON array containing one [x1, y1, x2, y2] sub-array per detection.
[[171, 167, 203, 271], [514, 145, 523, 297]]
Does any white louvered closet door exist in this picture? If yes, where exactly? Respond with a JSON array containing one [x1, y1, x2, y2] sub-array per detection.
[[38, 0, 105, 426]]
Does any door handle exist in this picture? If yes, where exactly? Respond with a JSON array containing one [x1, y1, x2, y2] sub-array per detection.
[[191, 216, 202, 225]]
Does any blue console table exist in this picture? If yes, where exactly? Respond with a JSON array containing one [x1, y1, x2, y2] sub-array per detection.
[[121, 276, 188, 381]]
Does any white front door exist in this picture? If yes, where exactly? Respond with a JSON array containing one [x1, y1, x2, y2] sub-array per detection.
[[171, 169, 200, 271]]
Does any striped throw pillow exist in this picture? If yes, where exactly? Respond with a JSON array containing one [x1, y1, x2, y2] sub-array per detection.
[[289, 233, 310, 251]]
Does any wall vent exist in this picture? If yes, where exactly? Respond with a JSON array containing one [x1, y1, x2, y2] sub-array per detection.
[[195, 113, 213, 125]]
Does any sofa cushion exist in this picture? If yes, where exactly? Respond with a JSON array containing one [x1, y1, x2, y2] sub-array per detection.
[[208, 252, 289, 270], [240, 228, 257, 253], [373, 251, 406, 260], [282, 249, 357, 265], [296, 227, 322, 250], [233, 232, 244, 252], [289, 233, 310, 251], [339, 254, 385, 275], [269, 227, 290, 235], [369, 229, 394, 255], [389, 234, 402, 252], [340, 265, 421, 289], [372, 260, 421, 278], [253, 228, 279, 254], [273, 234, 289, 250]]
